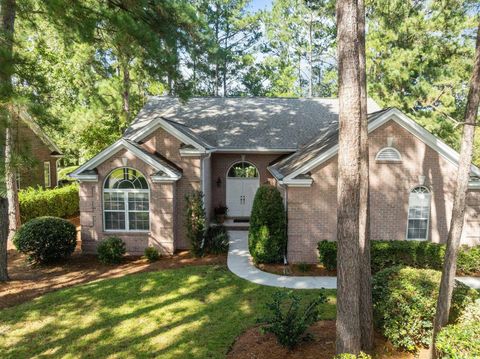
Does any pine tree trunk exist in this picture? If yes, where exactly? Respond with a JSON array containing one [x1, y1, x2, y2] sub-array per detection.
[[0, 0, 16, 282], [336, 0, 362, 354], [430, 23, 480, 358], [308, 11, 313, 98], [5, 123, 19, 242], [121, 58, 130, 132], [357, 0, 374, 350], [223, 18, 229, 97], [214, 9, 219, 97]]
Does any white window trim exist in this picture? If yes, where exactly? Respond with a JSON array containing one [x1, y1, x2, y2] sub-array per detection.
[[102, 168, 151, 233], [406, 186, 431, 241], [44, 161, 51, 188], [375, 147, 402, 162]]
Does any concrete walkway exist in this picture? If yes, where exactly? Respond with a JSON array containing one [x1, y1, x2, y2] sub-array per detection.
[[227, 230, 480, 290], [227, 230, 337, 289]]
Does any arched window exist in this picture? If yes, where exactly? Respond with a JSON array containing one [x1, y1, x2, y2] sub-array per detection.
[[406, 186, 430, 240], [375, 147, 402, 162], [103, 168, 149, 231], [227, 161, 259, 178]]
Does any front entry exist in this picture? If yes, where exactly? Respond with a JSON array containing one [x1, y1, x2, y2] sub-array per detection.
[[226, 161, 260, 217]]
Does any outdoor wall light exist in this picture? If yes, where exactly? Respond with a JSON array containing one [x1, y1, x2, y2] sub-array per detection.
[[418, 175, 426, 185], [216, 177, 222, 188]]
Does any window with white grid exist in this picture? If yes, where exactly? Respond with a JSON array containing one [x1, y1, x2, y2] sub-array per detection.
[[103, 168, 150, 232], [406, 186, 430, 240]]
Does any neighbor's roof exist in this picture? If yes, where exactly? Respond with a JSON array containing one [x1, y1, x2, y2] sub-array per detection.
[[20, 109, 63, 156], [270, 108, 391, 178], [124, 96, 382, 150]]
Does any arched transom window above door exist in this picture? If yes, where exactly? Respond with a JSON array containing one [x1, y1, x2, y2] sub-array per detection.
[[103, 168, 150, 231], [227, 161, 259, 178]]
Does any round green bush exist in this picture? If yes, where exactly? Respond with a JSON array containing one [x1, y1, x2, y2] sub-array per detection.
[[248, 185, 286, 263], [372, 266, 478, 353], [13, 216, 77, 264], [144, 246, 160, 262], [97, 237, 126, 264], [317, 240, 337, 270]]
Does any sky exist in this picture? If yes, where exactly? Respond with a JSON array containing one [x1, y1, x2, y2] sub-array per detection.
[[248, 0, 272, 12]]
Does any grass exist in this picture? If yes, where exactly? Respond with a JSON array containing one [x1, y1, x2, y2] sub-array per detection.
[[0, 265, 336, 358]]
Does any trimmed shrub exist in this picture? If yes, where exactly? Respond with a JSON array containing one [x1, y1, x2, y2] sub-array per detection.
[[248, 185, 286, 263], [204, 225, 229, 254], [317, 241, 337, 271], [144, 246, 160, 262], [258, 290, 326, 350], [19, 184, 79, 223], [185, 191, 206, 257], [97, 237, 126, 264], [317, 240, 479, 275], [436, 300, 480, 358], [457, 245, 480, 275], [13, 216, 77, 263], [297, 262, 311, 272], [372, 266, 478, 352]]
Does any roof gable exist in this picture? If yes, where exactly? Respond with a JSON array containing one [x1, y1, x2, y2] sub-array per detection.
[[70, 139, 182, 182], [20, 110, 63, 156], [270, 108, 480, 185]]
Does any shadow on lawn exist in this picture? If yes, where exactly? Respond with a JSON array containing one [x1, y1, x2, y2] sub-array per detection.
[[0, 266, 335, 359]]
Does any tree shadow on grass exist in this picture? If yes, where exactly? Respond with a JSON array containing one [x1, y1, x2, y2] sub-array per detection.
[[0, 265, 336, 359]]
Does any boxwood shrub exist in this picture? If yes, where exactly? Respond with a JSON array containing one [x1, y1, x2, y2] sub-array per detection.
[[372, 266, 478, 353], [97, 237, 126, 264], [13, 216, 77, 263], [317, 240, 480, 275], [248, 185, 286, 263], [19, 184, 79, 223]]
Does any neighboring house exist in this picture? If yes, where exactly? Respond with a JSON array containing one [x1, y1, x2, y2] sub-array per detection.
[[15, 111, 63, 189], [71, 97, 480, 263]]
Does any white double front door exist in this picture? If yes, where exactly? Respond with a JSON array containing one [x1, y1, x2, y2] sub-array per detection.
[[226, 177, 259, 217]]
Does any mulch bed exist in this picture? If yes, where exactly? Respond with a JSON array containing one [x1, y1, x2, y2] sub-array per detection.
[[0, 249, 226, 310], [256, 263, 336, 277], [227, 320, 430, 359]]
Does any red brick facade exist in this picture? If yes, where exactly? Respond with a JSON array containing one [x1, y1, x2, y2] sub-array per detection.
[[78, 117, 480, 260], [287, 120, 480, 263], [15, 119, 58, 189]]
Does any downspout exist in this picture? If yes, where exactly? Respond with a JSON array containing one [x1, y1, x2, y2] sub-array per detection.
[[278, 182, 289, 266]]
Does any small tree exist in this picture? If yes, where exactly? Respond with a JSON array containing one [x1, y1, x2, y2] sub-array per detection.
[[185, 191, 206, 257], [248, 185, 286, 263]]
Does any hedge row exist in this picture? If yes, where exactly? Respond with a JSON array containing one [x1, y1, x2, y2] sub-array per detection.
[[19, 184, 79, 223], [372, 266, 478, 353], [317, 240, 480, 275]]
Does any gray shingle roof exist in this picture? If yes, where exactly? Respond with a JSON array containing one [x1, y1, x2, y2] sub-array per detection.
[[270, 108, 392, 178], [124, 96, 382, 150]]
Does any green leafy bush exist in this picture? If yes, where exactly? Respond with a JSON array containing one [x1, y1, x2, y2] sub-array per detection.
[[13, 216, 77, 263], [457, 245, 480, 275], [372, 266, 478, 353], [97, 237, 126, 264], [185, 191, 206, 257], [258, 290, 326, 350], [297, 262, 311, 272], [144, 246, 160, 262], [204, 225, 229, 254], [333, 353, 372, 359], [57, 166, 79, 182], [248, 185, 286, 263], [19, 184, 79, 223], [436, 300, 480, 358], [317, 240, 479, 275], [317, 241, 337, 270]]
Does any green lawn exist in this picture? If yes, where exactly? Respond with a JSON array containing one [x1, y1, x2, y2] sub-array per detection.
[[0, 265, 335, 358]]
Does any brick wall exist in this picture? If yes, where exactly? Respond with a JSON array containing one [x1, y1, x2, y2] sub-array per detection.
[[287, 120, 480, 263], [79, 148, 176, 255], [15, 119, 58, 189], [210, 153, 280, 218]]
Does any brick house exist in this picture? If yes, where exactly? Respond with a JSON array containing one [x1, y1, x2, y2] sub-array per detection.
[[71, 97, 480, 263], [15, 111, 62, 189]]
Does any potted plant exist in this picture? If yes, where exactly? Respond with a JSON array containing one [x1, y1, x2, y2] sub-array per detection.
[[214, 205, 228, 224]]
